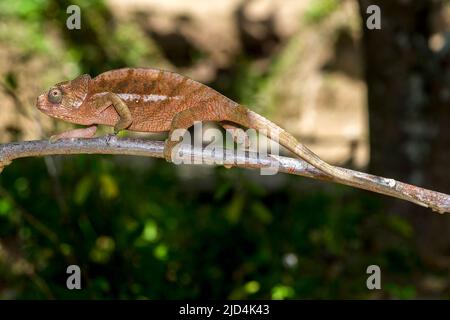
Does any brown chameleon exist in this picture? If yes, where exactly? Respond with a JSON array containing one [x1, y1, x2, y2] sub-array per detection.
[[36, 67, 355, 181]]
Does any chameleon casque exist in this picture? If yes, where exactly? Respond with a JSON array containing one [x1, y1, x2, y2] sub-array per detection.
[[36, 67, 355, 182]]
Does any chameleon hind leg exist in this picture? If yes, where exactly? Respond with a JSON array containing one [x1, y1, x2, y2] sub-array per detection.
[[164, 106, 226, 162], [94, 92, 133, 134], [220, 122, 251, 149]]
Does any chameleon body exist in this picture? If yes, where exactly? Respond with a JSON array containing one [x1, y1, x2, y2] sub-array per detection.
[[36, 67, 354, 181]]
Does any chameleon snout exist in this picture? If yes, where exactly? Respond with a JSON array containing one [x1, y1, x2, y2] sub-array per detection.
[[36, 93, 50, 111]]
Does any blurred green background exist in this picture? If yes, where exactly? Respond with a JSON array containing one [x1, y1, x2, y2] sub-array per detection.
[[0, 0, 449, 299]]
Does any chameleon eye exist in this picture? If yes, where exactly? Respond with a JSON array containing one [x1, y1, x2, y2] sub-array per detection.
[[48, 88, 63, 103]]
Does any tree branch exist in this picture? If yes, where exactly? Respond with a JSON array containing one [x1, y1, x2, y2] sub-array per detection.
[[0, 136, 449, 213]]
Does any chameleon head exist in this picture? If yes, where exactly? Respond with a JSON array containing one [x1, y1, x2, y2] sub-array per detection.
[[36, 74, 92, 125]]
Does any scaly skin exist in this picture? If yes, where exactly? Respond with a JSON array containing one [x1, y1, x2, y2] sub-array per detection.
[[36, 67, 355, 181]]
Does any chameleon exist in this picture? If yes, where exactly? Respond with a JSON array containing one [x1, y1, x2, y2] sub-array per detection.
[[36, 67, 356, 182]]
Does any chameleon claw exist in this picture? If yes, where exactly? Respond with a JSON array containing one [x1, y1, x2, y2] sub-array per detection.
[[113, 117, 132, 136], [113, 123, 123, 135]]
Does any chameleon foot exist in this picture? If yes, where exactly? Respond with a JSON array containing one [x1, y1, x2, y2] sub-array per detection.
[[113, 118, 132, 135], [163, 139, 176, 162]]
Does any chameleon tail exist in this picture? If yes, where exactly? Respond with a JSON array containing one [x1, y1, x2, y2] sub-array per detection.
[[226, 105, 356, 182]]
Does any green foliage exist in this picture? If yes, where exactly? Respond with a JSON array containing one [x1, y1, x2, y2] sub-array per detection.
[[0, 156, 427, 299], [0, 0, 49, 21]]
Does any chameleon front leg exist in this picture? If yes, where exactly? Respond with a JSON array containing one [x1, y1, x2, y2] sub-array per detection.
[[50, 93, 132, 142], [94, 92, 133, 134]]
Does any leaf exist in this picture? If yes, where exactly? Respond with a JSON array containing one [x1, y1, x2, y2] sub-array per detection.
[[225, 193, 245, 223], [99, 174, 119, 199], [386, 215, 414, 238], [0, 198, 12, 216], [251, 202, 273, 224], [271, 285, 295, 300], [74, 176, 93, 205], [141, 220, 158, 242]]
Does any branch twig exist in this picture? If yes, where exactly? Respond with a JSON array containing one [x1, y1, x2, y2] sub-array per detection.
[[0, 136, 449, 213]]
